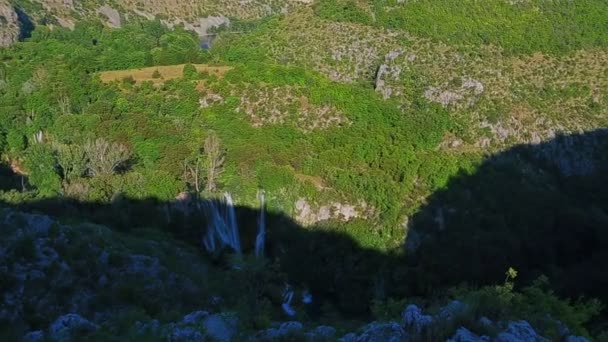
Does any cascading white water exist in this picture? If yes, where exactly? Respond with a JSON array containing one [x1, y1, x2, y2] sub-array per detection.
[[282, 285, 296, 317], [202, 192, 242, 256], [255, 190, 266, 258], [199, 191, 309, 316], [224, 193, 239, 251]]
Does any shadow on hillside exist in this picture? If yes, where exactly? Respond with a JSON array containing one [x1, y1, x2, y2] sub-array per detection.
[[0, 191, 404, 317], [14, 7, 35, 41], [0, 163, 22, 191], [406, 129, 608, 305], [1, 129, 608, 317]]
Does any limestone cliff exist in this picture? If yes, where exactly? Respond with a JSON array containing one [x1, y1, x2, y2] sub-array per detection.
[[0, 0, 19, 47]]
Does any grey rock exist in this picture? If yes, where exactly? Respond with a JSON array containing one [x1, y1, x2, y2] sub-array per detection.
[[23, 330, 44, 342], [258, 321, 304, 340], [310, 325, 336, 339], [168, 327, 205, 342], [49, 313, 98, 341], [182, 310, 209, 325], [162, 16, 230, 38], [278, 321, 303, 334], [202, 314, 237, 342], [97, 6, 121, 28], [0, 0, 19, 47], [424, 77, 484, 107], [448, 327, 490, 342], [479, 316, 493, 327], [339, 333, 358, 342], [424, 87, 463, 107], [355, 321, 406, 342], [496, 320, 549, 342], [295, 198, 368, 225], [402, 305, 432, 332]]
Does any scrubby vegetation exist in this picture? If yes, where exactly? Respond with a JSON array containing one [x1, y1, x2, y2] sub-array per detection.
[[1, 0, 608, 339]]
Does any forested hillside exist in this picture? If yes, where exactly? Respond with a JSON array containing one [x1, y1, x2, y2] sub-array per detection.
[[1, 0, 608, 340]]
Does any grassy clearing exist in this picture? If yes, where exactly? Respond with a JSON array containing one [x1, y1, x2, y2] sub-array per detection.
[[99, 64, 232, 85]]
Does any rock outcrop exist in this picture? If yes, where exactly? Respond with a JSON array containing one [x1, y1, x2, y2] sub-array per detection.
[[97, 5, 121, 28], [294, 198, 372, 225], [0, 0, 19, 47], [0, 209, 209, 335], [375, 50, 405, 100], [49, 314, 98, 341]]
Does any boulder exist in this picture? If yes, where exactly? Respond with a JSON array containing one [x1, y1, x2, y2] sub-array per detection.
[[496, 320, 549, 342], [402, 305, 433, 332], [182, 310, 209, 325], [354, 321, 406, 342], [167, 327, 205, 342], [202, 314, 237, 342], [308, 325, 336, 340], [448, 327, 490, 342], [478, 317, 493, 327], [23, 330, 44, 342], [339, 332, 358, 342], [49, 313, 98, 341], [257, 321, 304, 340]]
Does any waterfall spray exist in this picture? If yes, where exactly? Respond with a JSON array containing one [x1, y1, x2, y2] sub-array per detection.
[[202, 192, 242, 256], [255, 190, 266, 258]]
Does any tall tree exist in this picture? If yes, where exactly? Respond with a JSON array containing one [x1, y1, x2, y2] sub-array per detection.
[[54, 143, 87, 182], [24, 144, 61, 196]]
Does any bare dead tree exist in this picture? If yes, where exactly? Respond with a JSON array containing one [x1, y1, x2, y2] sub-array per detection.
[[183, 156, 204, 193], [203, 132, 225, 192], [83, 138, 131, 176]]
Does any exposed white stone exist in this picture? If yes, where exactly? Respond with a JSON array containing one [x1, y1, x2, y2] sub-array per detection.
[[402, 305, 433, 332], [97, 6, 121, 28]]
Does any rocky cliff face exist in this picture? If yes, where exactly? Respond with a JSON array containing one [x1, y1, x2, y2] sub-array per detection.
[[0, 0, 303, 47], [0, 0, 19, 47]]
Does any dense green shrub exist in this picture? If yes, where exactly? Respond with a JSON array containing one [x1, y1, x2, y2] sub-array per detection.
[[23, 144, 61, 196], [315, 0, 608, 55]]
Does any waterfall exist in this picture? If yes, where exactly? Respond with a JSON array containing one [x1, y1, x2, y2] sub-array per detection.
[[282, 285, 296, 317], [201, 191, 265, 258], [255, 190, 266, 258], [202, 192, 242, 256], [198, 191, 310, 316]]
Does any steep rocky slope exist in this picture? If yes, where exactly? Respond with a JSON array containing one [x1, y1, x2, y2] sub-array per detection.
[[1, 209, 592, 341], [0, 0, 19, 47], [1, 0, 304, 45]]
